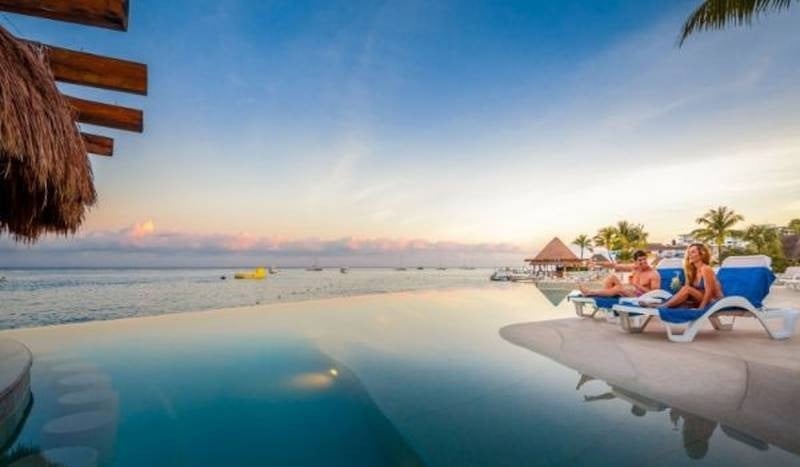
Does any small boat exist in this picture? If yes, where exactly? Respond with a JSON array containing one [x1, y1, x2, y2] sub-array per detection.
[[490, 268, 532, 282], [306, 267, 323, 272], [340, 267, 349, 274], [416, 267, 424, 270], [490, 270, 513, 281], [234, 267, 267, 280]]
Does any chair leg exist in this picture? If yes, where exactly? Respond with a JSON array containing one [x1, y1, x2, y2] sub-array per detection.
[[666, 321, 701, 343], [709, 315, 734, 331], [753, 311, 799, 340], [618, 312, 651, 333], [574, 302, 598, 318]]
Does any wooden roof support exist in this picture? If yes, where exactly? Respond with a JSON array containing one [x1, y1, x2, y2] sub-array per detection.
[[27, 41, 147, 95], [82, 132, 113, 156], [0, 0, 129, 31], [66, 95, 143, 133]]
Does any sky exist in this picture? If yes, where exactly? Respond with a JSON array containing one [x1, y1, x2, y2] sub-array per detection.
[[1, 0, 799, 267]]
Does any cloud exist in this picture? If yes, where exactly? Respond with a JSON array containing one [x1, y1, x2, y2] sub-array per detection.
[[127, 220, 156, 238], [0, 222, 524, 261]]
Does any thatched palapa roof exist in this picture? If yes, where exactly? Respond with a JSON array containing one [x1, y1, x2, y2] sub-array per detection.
[[525, 237, 582, 264], [0, 25, 95, 242]]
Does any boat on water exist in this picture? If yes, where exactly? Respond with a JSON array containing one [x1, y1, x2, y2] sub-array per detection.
[[234, 267, 267, 280], [416, 267, 424, 270], [490, 268, 532, 282]]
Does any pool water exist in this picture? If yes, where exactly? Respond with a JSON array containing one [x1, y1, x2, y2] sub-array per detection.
[[1, 286, 798, 466]]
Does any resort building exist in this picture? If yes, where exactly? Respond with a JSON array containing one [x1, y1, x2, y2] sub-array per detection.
[[649, 242, 687, 259]]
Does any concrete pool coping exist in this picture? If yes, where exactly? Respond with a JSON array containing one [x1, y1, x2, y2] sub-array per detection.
[[0, 338, 32, 449], [500, 315, 800, 455]]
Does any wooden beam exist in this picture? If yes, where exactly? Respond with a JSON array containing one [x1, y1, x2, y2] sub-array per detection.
[[65, 95, 143, 133], [0, 0, 129, 31], [82, 132, 113, 156], [28, 41, 147, 95]]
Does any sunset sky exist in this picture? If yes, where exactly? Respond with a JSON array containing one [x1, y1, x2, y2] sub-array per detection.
[[2, 0, 799, 266]]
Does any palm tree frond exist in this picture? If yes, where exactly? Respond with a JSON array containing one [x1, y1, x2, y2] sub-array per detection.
[[679, 0, 795, 46]]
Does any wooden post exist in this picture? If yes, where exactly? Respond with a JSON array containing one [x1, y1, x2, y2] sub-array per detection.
[[81, 133, 113, 156], [0, 0, 129, 31], [27, 41, 147, 95], [65, 95, 143, 132]]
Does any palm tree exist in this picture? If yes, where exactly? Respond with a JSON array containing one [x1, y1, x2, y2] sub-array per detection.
[[572, 234, 592, 259], [743, 224, 780, 254], [692, 206, 744, 259], [611, 221, 649, 261], [616, 221, 648, 250], [593, 226, 618, 252], [680, 0, 796, 46], [788, 218, 800, 234]]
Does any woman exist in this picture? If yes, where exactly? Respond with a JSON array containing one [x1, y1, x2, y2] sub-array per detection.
[[661, 243, 723, 309]]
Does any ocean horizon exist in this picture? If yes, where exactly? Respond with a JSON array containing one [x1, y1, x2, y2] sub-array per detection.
[[0, 267, 506, 330]]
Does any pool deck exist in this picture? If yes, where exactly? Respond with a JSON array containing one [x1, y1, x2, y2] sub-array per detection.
[[501, 286, 800, 455]]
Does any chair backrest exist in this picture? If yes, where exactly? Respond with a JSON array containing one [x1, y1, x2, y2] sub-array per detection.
[[656, 258, 685, 292], [720, 255, 771, 268], [717, 255, 775, 308]]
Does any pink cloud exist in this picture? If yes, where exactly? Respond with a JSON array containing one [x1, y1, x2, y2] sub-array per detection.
[[1, 222, 526, 258]]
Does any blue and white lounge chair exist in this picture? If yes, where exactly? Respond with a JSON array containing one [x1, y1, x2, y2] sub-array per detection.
[[569, 258, 684, 321], [612, 255, 800, 342]]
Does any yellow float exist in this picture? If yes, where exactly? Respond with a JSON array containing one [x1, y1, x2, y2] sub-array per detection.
[[234, 267, 267, 280]]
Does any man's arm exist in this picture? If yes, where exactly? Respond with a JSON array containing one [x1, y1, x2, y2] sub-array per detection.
[[593, 260, 634, 272]]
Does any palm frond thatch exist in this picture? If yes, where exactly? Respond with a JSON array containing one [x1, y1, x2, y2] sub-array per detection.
[[680, 0, 795, 46], [0, 25, 95, 243]]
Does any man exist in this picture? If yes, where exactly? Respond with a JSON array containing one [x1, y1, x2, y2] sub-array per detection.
[[579, 250, 660, 297]]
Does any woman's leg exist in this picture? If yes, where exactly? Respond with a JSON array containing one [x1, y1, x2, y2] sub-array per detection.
[[662, 286, 703, 308]]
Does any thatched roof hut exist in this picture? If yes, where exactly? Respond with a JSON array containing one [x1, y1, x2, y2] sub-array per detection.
[[0, 25, 95, 242], [525, 237, 582, 265]]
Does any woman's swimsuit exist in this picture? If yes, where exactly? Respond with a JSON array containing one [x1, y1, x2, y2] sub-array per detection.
[[693, 277, 705, 291]]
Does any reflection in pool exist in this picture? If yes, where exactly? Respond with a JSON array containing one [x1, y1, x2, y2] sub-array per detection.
[[576, 373, 768, 460], [1, 287, 798, 466]]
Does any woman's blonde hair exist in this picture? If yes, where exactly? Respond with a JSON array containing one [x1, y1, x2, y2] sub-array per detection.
[[685, 243, 712, 286]]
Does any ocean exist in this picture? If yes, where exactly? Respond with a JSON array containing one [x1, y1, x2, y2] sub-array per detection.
[[0, 268, 497, 329]]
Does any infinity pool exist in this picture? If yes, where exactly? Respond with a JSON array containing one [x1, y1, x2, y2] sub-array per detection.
[[2, 286, 798, 466]]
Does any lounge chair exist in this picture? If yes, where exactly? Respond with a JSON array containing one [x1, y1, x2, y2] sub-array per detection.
[[612, 255, 800, 342], [569, 258, 684, 321], [778, 266, 800, 290]]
